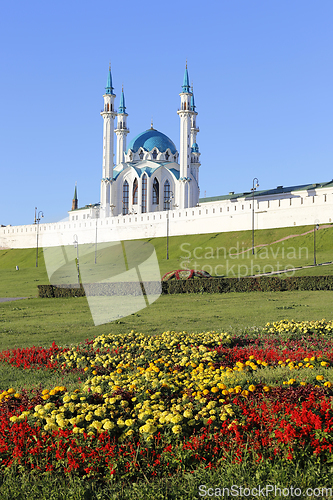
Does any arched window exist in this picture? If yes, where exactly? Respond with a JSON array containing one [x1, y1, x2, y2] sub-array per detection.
[[165, 151, 169, 161], [164, 180, 171, 210], [123, 180, 129, 215], [153, 178, 159, 205], [142, 175, 147, 213], [123, 181, 129, 215], [139, 149, 144, 160], [152, 149, 157, 160], [132, 178, 138, 204], [107, 103, 109, 111], [184, 102, 186, 110]]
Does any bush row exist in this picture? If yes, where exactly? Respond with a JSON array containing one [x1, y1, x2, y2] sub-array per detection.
[[37, 282, 162, 298], [38, 276, 333, 298], [161, 275, 333, 294]]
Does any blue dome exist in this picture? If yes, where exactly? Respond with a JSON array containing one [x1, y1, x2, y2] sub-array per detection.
[[126, 129, 177, 155], [191, 142, 199, 152]]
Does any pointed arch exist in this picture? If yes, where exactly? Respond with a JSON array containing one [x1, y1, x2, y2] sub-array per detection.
[[141, 174, 147, 213], [164, 179, 171, 210], [153, 177, 159, 205], [152, 149, 157, 160], [122, 180, 129, 215], [132, 178, 138, 204], [139, 149, 144, 160]]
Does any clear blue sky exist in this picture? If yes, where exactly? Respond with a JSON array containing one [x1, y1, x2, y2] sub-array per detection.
[[1, 0, 332, 226]]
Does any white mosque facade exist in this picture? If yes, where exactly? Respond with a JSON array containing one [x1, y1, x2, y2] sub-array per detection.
[[1, 66, 333, 250]]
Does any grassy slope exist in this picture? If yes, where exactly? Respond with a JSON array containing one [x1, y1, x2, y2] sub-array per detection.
[[1, 224, 333, 297]]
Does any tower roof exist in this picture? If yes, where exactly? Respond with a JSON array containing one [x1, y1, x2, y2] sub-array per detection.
[[190, 92, 196, 111], [73, 183, 78, 200], [182, 63, 190, 93], [118, 87, 126, 113], [105, 65, 115, 95], [126, 129, 177, 154]]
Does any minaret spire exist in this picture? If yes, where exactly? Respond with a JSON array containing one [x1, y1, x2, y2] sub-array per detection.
[[105, 63, 115, 95], [115, 84, 129, 166], [118, 85, 126, 113], [182, 61, 190, 93]]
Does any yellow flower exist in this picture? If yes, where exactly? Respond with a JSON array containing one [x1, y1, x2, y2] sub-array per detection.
[[316, 375, 324, 381], [248, 385, 256, 392], [324, 381, 332, 388], [263, 386, 270, 392], [211, 387, 219, 393], [172, 425, 182, 434]]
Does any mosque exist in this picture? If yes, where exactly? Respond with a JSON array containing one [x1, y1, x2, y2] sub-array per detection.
[[71, 64, 201, 220], [1, 65, 333, 250]]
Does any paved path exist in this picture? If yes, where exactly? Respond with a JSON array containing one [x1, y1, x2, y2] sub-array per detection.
[[0, 297, 28, 303]]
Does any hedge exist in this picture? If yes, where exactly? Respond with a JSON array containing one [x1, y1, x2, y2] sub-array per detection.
[[37, 282, 162, 298], [38, 276, 333, 298], [161, 275, 333, 294]]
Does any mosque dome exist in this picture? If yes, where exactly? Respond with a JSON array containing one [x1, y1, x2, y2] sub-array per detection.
[[126, 128, 177, 155]]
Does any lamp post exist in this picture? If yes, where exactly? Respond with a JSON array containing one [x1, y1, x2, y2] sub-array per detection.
[[73, 234, 80, 285], [35, 209, 44, 267], [166, 192, 174, 260], [251, 178, 259, 255], [314, 222, 319, 266]]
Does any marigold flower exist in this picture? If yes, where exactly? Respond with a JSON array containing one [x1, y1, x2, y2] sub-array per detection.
[[172, 425, 182, 434]]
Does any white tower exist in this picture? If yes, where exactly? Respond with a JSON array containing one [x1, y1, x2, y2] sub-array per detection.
[[177, 64, 193, 209], [115, 86, 129, 165], [190, 87, 200, 205], [100, 65, 117, 217]]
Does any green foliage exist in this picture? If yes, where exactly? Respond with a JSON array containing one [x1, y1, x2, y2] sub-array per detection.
[[162, 275, 333, 294], [37, 285, 85, 298]]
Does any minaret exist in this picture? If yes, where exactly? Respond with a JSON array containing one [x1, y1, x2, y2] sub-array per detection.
[[190, 86, 200, 194], [100, 65, 117, 216], [115, 86, 129, 165], [177, 63, 193, 209], [71, 183, 78, 211]]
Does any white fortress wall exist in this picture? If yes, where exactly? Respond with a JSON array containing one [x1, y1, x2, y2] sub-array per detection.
[[1, 187, 332, 250]]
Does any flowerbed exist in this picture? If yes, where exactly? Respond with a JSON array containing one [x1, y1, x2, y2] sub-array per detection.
[[0, 321, 333, 483]]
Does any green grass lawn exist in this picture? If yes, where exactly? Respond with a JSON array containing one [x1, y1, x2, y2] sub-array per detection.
[[1, 224, 333, 298], [1, 291, 333, 351]]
